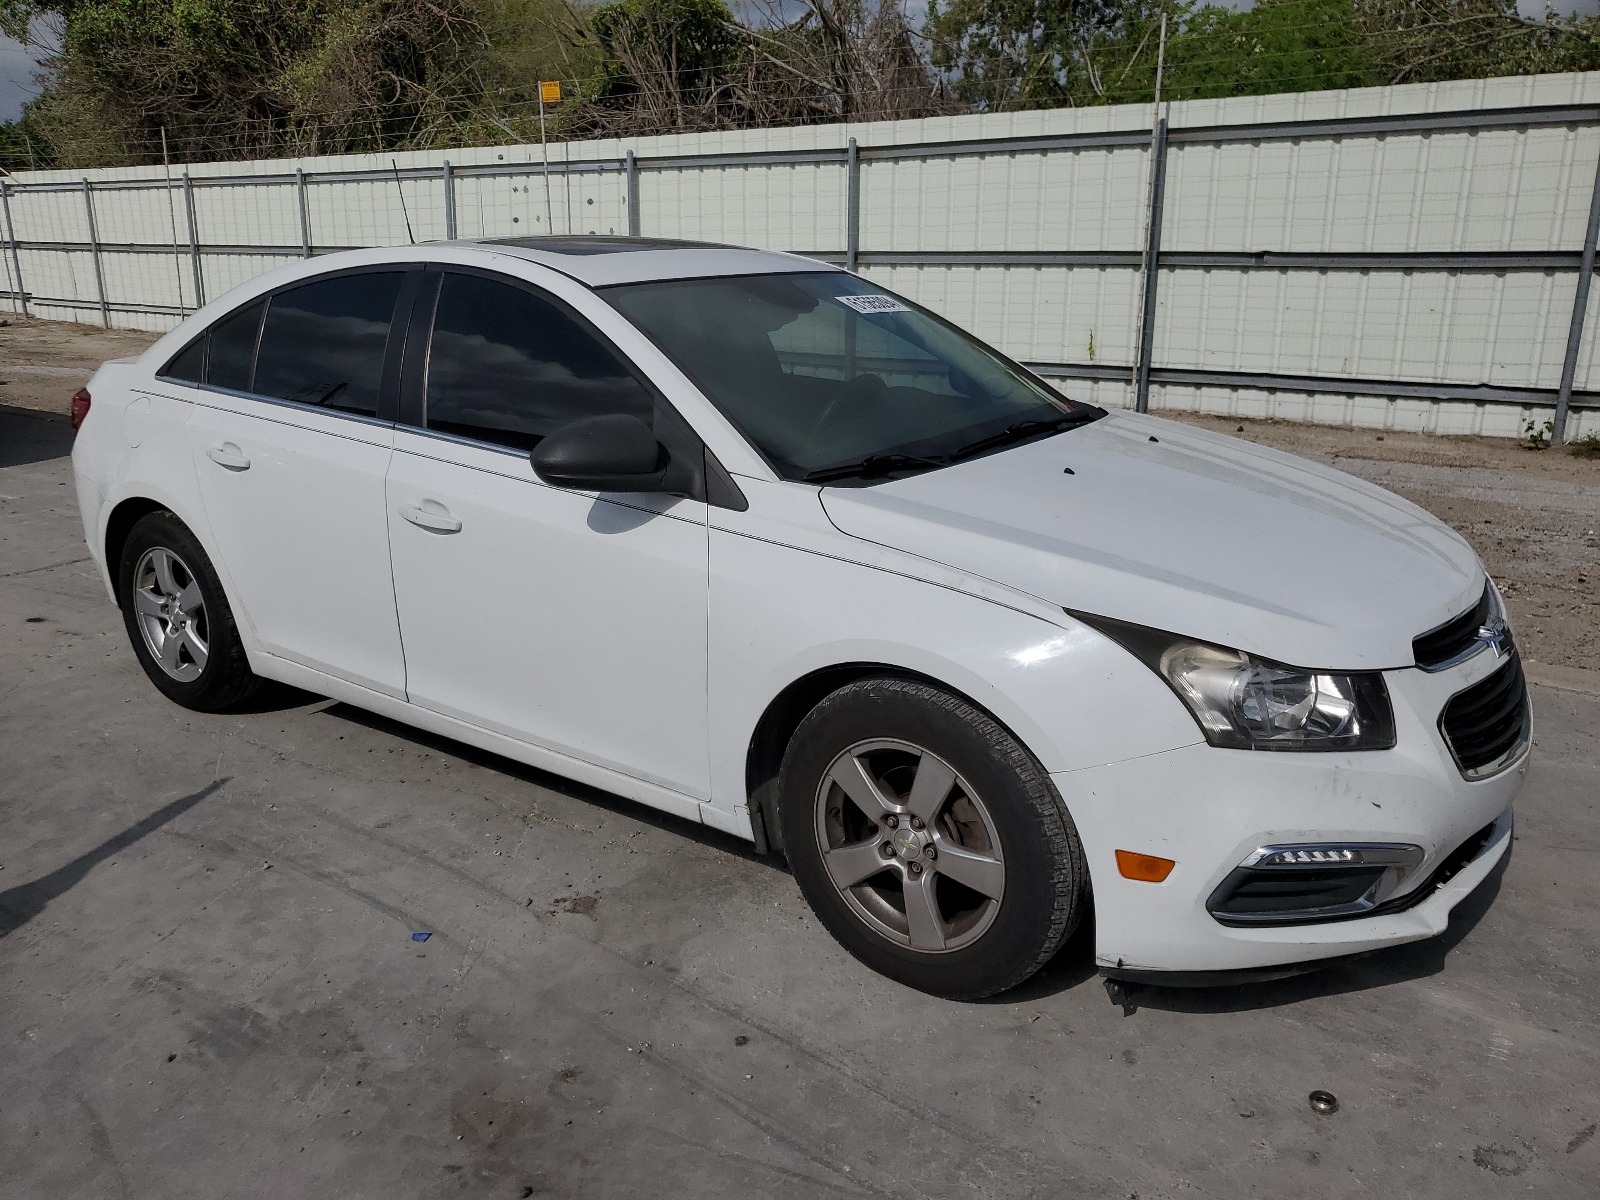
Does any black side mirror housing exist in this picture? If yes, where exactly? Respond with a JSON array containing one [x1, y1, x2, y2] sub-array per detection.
[[531, 414, 671, 493]]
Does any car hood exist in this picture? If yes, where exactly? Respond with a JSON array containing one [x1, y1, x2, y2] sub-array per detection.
[[819, 412, 1485, 670]]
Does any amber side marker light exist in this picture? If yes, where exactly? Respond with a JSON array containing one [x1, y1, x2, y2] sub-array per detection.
[[1116, 849, 1176, 883]]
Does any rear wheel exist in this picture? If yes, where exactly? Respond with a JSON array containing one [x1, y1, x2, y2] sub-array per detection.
[[779, 676, 1088, 999], [118, 511, 261, 711]]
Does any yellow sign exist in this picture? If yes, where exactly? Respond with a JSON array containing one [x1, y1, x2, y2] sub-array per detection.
[[539, 80, 562, 104]]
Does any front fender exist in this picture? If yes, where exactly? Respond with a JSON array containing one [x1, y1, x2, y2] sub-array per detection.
[[707, 526, 1202, 831]]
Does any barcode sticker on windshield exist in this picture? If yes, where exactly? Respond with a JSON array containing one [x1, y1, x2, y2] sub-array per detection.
[[838, 294, 910, 314]]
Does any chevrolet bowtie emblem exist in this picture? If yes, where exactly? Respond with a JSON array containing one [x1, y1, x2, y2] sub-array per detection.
[[1476, 617, 1512, 658]]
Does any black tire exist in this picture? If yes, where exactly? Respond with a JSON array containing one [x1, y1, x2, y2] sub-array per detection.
[[117, 510, 262, 712], [779, 676, 1089, 1000]]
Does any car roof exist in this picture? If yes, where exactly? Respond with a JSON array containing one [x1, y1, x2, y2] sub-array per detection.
[[461, 235, 836, 288]]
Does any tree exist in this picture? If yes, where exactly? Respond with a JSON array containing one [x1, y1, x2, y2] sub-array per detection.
[[925, 0, 1600, 112], [569, 0, 950, 136], [1356, 0, 1600, 86], [925, 0, 1123, 110], [1, 0, 499, 165], [0, 103, 54, 171]]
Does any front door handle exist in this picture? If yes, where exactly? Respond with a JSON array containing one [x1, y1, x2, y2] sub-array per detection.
[[399, 501, 462, 534], [207, 443, 250, 471]]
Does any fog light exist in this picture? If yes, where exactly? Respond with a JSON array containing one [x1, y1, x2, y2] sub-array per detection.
[[1116, 849, 1176, 882], [1209, 842, 1424, 926]]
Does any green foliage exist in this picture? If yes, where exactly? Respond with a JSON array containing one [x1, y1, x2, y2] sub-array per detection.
[[11, 0, 1600, 166], [0, 101, 53, 171], [1156, 0, 1377, 103], [585, 0, 743, 107], [1566, 431, 1600, 459], [925, 0, 1377, 110], [926, 0, 1600, 112], [11, 0, 501, 164]]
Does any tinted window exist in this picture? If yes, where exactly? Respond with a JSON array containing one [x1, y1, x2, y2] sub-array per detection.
[[254, 273, 403, 415], [207, 300, 265, 393], [605, 273, 1097, 482], [162, 336, 206, 383], [425, 273, 654, 451]]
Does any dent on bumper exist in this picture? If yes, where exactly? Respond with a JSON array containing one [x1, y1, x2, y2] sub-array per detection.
[[1054, 737, 1525, 975]]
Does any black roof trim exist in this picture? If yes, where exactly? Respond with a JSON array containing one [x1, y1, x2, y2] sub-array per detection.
[[482, 235, 736, 256]]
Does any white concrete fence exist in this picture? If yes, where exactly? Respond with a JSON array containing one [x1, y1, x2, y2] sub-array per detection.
[[6, 71, 1600, 441]]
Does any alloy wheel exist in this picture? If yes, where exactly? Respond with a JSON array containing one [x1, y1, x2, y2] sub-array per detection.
[[132, 546, 210, 682], [813, 738, 1006, 953]]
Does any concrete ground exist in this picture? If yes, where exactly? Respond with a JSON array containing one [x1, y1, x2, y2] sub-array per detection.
[[2, 353, 1599, 1197]]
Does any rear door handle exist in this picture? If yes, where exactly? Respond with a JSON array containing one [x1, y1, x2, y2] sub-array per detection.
[[207, 443, 250, 471], [399, 501, 462, 534]]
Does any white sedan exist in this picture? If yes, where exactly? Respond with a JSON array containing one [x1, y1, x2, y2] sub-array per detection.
[[69, 238, 1528, 998]]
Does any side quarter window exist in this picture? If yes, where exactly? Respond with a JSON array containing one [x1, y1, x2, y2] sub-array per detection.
[[207, 300, 265, 392], [158, 298, 264, 391], [424, 272, 655, 452], [162, 334, 207, 384]]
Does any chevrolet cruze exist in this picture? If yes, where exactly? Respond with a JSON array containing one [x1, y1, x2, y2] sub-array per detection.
[[69, 237, 1529, 998]]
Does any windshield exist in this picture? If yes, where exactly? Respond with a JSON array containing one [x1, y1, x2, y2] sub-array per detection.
[[601, 272, 1101, 484]]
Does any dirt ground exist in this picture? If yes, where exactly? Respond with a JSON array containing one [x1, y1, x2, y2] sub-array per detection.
[[5, 313, 1597, 670], [0, 315, 157, 413]]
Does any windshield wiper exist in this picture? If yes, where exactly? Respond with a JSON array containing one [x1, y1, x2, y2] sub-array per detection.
[[948, 411, 1099, 461], [803, 452, 949, 484]]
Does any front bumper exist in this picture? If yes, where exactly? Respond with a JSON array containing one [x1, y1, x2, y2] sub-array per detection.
[[1054, 650, 1528, 976]]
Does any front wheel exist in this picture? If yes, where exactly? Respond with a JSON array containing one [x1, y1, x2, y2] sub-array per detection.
[[118, 510, 261, 712], [779, 677, 1089, 999]]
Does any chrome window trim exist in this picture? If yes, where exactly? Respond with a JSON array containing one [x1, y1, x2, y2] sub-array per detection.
[[157, 379, 396, 431], [394, 422, 528, 459]]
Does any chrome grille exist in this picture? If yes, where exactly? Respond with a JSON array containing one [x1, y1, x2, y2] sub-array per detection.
[[1414, 584, 1493, 671], [1438, 653, 1530, 779]]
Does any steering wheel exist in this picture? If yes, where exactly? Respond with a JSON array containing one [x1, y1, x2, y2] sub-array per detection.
[[811, 373, 888, 439]]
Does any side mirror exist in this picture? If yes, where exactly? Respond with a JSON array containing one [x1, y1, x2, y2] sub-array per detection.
[[531, 413, 670, 493]]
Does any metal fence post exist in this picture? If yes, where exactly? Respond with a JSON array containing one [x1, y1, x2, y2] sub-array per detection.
[[82, 179, 110, 327], [442, 161, 456, 240], [625, 150, 639, 236], [846, 137, 861, 272], [1554, 143, 1600, 444], [1134, 117, 1170, 414], [0, 179, 26, 316], [182, 173, 206, 307], [296, 168, 313, 257]]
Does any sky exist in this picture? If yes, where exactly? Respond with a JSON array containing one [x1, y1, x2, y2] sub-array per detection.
[[0, 31, 44, 123], [5, 1, 1600, 125]]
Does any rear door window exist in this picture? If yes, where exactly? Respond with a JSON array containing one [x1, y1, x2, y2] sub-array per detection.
[[254, 273, 405, 415], [424, 272, 654, 451]]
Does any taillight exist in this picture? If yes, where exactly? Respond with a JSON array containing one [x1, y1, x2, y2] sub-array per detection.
[[70, 387, 91, 432]]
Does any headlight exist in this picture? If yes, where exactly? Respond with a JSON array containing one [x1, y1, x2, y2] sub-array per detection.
[[1072, 612, 1396, 752]]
